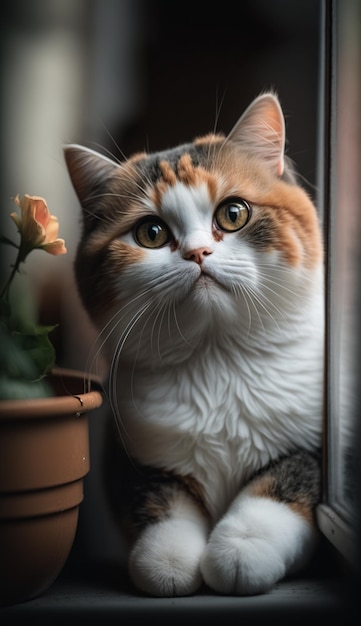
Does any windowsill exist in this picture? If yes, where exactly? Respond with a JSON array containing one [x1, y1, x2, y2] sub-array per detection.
[[317, 503, 358, 566], [1, 546, 357, 625]]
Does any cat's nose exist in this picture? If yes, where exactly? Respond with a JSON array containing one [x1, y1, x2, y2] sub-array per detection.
[[184, 247, 213, 264]]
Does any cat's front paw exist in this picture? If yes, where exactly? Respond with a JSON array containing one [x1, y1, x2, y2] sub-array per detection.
[[200, 495, 316, 595], [129, 516, 208, 597]]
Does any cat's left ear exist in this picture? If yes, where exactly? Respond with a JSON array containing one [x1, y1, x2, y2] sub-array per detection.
[[226, 93, 285, 177], [64, 144, 119, 210]]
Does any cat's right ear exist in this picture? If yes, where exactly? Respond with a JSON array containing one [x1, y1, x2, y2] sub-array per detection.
[[64, 145, 119, 219], [226, 93, 285, 177]]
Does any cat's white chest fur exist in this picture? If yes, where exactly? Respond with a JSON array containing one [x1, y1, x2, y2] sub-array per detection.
[[116, 318, 323, 521]]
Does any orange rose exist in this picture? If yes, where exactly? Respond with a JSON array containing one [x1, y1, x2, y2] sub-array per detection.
[[10, 194, 67, 255]]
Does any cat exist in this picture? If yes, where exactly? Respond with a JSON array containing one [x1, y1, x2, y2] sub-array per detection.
[[64, 92, 324, 597]]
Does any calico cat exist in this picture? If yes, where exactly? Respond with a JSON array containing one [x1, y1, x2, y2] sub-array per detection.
[[64, 93, 324, 597]]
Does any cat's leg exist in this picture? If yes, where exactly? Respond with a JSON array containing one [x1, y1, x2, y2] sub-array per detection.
[[200, 450, 321, 595], [128, 476, 210, 597]]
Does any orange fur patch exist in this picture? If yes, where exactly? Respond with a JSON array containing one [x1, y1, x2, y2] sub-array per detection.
[[178, 473, 209, 518], [289, 501, 315, 526], [177, 154, 198, 185], [159, 160, 177, 186], [207, 148, 322, 268], [194, 133, 225, 145], [128, 151, 148, 163], [82, 201, 156, 256], [151, 161, 176, 209], [248, 474, 276, 498], [248, 473, 316, 527], [86, 240, 145, 319], [108, 240, 146, 266], [261, 183, 323, 268], [151, 156, 219, 210]]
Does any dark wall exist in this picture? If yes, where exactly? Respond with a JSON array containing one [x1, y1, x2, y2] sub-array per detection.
[[116, 0, 321, 196]]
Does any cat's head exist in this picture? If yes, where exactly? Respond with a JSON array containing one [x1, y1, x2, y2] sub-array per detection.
[[65, 93, 323, 362]]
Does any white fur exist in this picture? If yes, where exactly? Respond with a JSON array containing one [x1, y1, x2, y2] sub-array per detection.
[[200, 494, 317, 595], [128, 493, 209, 596], [110, 181, 324, 522], [128, 490, 316, 597], [118, 328, 323, 523], [101, 180, 323, 595]]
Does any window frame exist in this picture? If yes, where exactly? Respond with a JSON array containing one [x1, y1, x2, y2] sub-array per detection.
[[316, 0, 360, 567]]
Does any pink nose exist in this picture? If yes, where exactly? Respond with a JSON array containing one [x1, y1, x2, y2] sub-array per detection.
[[184, 247, 213, 264]]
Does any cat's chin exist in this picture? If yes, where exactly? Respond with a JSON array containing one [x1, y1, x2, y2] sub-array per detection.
[[194, 273, 217, 289], [187, 273, 234, 316], [191, 273, 222, 297]]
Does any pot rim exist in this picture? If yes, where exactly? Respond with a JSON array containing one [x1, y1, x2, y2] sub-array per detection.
[[0, 479, 84, 519], [0, 367, 103, 419]]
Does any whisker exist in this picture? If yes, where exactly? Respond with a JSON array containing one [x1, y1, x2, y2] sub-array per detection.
[[250, 286, 283, 330], [256, 261, 317, 285], [98, 120, 127, 163], [243, 285, 266, 333], [213, 86, 225, 136], [84, 279, 169, 376], [231, 282, 252, 335], [87, 141, 124, 166], [233, 278, 283, 332], [256, 278, 300, 310], [172, 298, 193, 347], [148, 299, 166, 363], [109, 300, 153, 433], [156, 301, 170, 362]]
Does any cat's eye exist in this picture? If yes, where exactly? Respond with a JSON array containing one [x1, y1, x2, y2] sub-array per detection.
[[214, 198, 251, 232], [134, 217, 171, 249]]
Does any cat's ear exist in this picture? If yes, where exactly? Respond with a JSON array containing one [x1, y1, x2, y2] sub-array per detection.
[[227, 93, 285, 177], [64, 144, 119, 208]]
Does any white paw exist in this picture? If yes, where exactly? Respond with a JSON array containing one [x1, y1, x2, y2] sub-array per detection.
[[200, 495, 316, 595], [129, 516, 208, 597]]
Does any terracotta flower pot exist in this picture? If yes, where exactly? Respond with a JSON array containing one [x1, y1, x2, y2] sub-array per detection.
[[0, 368, 103, 606]]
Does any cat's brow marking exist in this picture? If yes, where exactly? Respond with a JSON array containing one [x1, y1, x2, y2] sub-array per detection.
[[159, 160, 177, 185], [151, 153, 220, 213], [177, 154, 198, 186]]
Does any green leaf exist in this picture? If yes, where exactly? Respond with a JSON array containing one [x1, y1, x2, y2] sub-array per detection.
[[31, 322, 58, 336], [0, 321, 56, 390], [0, 288, 58, 397], [2, 276, 38, 331], [0, 376, 52, 400], [0, 324, 37, 379], [12, 330, 56, 378], [0, 325, 53, 400], [0, 297, 11, 324]]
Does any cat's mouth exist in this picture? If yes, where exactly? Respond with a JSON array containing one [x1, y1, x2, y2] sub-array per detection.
[[197, 269, 213, 284], [194, 269, 225, 291]]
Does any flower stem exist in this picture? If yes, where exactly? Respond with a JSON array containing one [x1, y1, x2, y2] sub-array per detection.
[[0, 243, 30, 301]]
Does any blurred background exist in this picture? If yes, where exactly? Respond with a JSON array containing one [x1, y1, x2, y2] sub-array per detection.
[[0, 0, 322, 565]]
